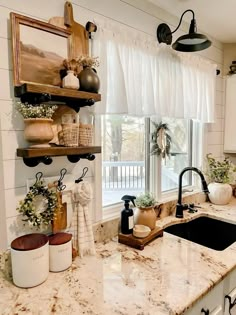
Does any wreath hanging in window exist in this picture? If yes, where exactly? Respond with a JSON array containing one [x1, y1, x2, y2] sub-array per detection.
[[150, 122, 172, 158], [17, 174, 58, 228]]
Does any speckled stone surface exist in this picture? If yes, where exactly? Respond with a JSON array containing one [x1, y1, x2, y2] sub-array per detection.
[[0, 199, 236, 315]]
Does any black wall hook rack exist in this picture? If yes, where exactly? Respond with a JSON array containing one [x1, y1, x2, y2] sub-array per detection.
[[75, 166, 89, 183]]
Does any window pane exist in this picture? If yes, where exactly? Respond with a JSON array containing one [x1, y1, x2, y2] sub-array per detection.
[[161, 118, 191, 192], [102, 115, 145, 207]]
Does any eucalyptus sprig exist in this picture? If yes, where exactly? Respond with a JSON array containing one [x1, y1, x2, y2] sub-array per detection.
[[205, 153, 236, 184], [16, 102, 58, 119]]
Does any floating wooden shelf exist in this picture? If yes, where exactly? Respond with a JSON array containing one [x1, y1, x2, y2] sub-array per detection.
[[17, 146, 101, 167], [14, 83, 101, 111], [17, 146, 101, 158]]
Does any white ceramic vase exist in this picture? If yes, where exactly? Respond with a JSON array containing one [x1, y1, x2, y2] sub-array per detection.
[[208, 182, 232, 205], [62, 70, 80, 89]]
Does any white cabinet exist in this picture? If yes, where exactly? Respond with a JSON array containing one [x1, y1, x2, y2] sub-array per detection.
[[223, 268, 236, 315], [224, 74, 236, 153], [185, 281, 224, 315], [185, 268, 236, 315]]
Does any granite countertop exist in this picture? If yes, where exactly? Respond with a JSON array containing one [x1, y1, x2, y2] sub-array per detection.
[[0, 200, 236, 315]]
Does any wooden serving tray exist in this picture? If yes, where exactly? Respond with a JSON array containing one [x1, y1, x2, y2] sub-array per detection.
[[118, 227, 163, 250]]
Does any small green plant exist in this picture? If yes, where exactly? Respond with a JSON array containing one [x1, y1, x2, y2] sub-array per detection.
[[16, 102, 58, 119], [205, 153, 236, 184], [136, 192, 156, 208]]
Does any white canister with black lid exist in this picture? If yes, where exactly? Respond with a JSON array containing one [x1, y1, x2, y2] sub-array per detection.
[[11, 233, 49, 288], [49, 232, 72, 272]]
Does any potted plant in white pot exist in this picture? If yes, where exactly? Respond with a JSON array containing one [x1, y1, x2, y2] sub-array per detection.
[[16, 102, 57, 148], [134, 192, 157, 230], [205, 153, 236, 205]]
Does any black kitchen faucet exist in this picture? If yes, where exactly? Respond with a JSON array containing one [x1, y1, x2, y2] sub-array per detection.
[[176, 167, 209, 218]]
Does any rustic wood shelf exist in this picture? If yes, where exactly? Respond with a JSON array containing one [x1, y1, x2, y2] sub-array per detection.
[[14, 83, 101, 111], [17, 146, 101, 167], [17, 146, 101, 158]]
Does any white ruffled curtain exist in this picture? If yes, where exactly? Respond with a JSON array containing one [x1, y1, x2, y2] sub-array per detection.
[[92, 19, 216, 122]]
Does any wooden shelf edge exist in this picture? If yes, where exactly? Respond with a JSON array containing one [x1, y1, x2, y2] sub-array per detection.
[[17, 146, 101, 158], [14, 83, 101, 102]]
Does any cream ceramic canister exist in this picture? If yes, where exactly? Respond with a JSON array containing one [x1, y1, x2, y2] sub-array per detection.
[[208, 182, 232, 205], [11, 234, 49, 288], [134, 206, 157, 230]]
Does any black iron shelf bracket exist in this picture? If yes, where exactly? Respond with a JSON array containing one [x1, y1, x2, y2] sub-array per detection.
[[22, 154, 96, 167]]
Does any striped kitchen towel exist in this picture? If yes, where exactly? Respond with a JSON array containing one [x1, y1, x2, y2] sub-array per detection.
[[73, 181, 95, 257]]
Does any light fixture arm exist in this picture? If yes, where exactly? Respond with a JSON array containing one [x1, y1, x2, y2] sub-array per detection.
[[170, 9, 195, 35]]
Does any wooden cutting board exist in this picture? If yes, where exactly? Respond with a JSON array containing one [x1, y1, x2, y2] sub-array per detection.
[[48, 182, 67, 233], [52, 191, 67, 233], [49, 1, 89, 59]]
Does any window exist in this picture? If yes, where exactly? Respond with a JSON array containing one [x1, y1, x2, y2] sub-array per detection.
[[161, 118, 192, 192], [101, 115, 146, 208], [101, 115, 201, 214]]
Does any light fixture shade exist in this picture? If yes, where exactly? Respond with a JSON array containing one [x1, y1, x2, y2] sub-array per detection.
[[156, 9, 211, 53], [172, 33, 211, 52]]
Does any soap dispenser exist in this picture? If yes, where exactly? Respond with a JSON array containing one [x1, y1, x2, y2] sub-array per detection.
[[120, 195, 136, 234]]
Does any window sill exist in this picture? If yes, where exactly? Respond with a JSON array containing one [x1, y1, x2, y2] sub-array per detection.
[[102, 187, 201, 220]]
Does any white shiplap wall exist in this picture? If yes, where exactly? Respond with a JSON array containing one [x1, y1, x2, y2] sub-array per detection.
[[0, 0, 224, 250]]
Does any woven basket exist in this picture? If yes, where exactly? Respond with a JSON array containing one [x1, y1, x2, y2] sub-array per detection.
[[79, 123, 93, 146], [58, 123, 79, 147]]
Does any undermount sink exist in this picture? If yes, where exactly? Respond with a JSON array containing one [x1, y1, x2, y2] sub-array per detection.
[[164, 216, 236, 251]]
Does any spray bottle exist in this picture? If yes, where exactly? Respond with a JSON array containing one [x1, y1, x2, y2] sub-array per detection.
[[120, 195, 136, 234]]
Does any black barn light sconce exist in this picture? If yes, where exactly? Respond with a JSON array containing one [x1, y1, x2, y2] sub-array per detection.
[[157, 9, 211, 52]]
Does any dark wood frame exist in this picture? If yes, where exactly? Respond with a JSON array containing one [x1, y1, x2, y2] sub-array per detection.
[[10, 12, 72, 87]]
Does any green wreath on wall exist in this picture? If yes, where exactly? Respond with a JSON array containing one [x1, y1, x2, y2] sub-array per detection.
[[17, 179, 58, 228], [150, 122, 172, 159]]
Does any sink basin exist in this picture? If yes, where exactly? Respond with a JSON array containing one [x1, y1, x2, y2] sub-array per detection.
[[164, 216, 236, 251]]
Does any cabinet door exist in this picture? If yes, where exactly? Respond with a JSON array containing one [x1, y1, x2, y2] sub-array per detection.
[[224, 268, 236, 315], [224, 74, 236, 152], [185, 281, 224, 315], [224, 287, 236, 315]]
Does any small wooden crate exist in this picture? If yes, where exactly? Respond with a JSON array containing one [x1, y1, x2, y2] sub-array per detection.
[[118, 227, 163, 250]]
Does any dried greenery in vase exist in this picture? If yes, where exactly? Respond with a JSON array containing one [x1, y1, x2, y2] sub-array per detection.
[[76, 55, 100, 68], [62, 58, 79, 75], [16, 102, 57, 119], [205, 153, 236, 184]]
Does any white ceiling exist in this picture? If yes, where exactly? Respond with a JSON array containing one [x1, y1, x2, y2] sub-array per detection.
[[148, 0, 236, 43]]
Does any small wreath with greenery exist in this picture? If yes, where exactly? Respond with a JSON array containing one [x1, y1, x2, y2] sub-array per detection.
[[17, 180, 58, 227], [150, 122, 172, 158]]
